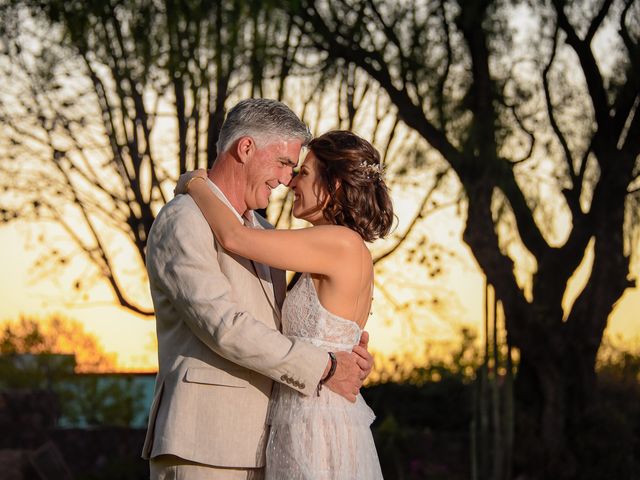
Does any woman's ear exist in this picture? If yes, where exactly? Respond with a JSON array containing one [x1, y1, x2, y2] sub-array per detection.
[[321, 179, 342, 210]]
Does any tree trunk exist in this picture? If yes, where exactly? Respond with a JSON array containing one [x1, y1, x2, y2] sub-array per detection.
[[514, 345, 572, 478]]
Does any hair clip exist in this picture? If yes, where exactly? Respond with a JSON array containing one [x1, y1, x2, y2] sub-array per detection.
[[359, 161, 384, 180]]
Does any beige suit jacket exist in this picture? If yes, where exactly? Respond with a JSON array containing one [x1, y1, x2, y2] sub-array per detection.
[[141, 183, 327, 468]]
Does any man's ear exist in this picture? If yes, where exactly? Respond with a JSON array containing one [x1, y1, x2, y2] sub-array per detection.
[[235, 136, 256, 165]]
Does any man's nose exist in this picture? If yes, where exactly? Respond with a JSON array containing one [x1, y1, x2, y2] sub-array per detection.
[[282, 169, 296, 186], [288, 173, 299, 188]]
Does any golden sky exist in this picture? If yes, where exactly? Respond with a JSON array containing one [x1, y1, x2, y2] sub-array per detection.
[[1, 195, 638, 371], [1, 0, 637, 374]]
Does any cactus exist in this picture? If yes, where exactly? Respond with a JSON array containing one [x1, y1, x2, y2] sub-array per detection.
[[471, 280, 515, 480]]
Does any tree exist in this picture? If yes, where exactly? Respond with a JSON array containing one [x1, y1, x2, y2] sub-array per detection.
[[294, 0, 640, 478], [0, 0, 323, 315], [0, 0, 438, 320], [0, 315, 148, 427], [0, 314, 116, 372]]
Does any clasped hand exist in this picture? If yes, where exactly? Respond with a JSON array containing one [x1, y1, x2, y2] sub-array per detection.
[[325, 331, 374, 403], [174, 169, 208, 196]]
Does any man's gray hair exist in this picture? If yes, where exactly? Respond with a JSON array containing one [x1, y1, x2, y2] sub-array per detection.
[[216, 98, 312, 155]]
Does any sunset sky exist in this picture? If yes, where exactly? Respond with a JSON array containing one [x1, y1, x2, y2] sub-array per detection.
[[1, 193, 638, 371], [0, 4, 638, 372]]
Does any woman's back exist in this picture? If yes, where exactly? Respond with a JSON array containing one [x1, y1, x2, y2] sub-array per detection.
[[266, 272, 383, 480], [309, 236, 374, 329]]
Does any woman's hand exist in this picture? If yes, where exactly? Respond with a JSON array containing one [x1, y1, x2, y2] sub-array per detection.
[[174, 169, 208, 196]]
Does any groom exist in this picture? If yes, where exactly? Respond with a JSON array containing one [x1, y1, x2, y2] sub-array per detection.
[[142, 99, 372, 479]]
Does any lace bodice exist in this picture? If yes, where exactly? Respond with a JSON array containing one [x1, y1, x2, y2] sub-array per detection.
[[266, 272, 383, 479], [282, 273, 362, 351]]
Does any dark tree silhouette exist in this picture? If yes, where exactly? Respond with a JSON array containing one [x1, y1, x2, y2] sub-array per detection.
[[2, 0, 275, 314], [294, 0, 640, 477], [0, 0, 438, 320]]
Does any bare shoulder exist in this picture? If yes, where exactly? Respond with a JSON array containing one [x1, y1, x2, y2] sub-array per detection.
[[315, 226, 372, 290], [315, 225, 367, 251]]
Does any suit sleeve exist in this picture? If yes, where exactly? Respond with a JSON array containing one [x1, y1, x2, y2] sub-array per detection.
[[146, 200, 327, 396]]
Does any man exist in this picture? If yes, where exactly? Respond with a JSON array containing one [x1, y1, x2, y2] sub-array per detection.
[[142, 99, 372, 479]]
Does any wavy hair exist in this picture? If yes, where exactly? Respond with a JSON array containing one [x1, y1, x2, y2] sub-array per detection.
[[308, 131, 394, 242]]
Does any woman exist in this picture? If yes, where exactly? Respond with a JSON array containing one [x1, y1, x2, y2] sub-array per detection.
[[177, 130, 393, 479]]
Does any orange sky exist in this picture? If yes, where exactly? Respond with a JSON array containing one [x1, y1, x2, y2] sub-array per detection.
[[1, 197, 638, 371]]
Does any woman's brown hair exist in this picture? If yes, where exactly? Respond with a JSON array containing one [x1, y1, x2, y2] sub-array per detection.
[[308, 130, 394, 242]]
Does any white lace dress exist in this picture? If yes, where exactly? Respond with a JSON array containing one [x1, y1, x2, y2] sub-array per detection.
[[265, 273, 383, 480]]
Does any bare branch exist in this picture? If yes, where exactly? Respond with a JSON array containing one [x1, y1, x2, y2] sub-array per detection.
[[542, 24, 580, 196], [503, 100, 535, 165], [585, 0, 615, 44], [299, 0, 465, 170], [551, 0, 611, 131], [435, 0, 453, 131], [374, 167, 450, 264]]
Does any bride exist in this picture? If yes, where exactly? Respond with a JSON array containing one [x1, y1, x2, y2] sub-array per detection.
[[177, 130, 392, 479]]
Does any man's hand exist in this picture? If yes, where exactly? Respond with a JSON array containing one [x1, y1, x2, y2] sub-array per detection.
[[324, 351, 362, 403], [353, 330, 374, 381], [323, 331, 373, 402]]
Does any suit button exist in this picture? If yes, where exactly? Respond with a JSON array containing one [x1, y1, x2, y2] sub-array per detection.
[[280, 374, 287, 382], [300, 383, 306, 389]]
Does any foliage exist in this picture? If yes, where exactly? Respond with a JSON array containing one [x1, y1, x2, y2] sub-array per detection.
[[574, 339, 640, 479], [537, 339, 640, 479], [0, 315, 144, 427], [369, 327, 481, 385], [1, 0, 638, 476], [364, 334, 640, 479], [0, 0, 430, 317], [56, 374, 147, 428], [0, 315, 115, 372], [293, 1, 640, 476], [365, 328, 485, 479]]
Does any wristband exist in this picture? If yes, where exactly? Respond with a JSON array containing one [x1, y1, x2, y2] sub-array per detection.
[[317, 352, 337, 396]]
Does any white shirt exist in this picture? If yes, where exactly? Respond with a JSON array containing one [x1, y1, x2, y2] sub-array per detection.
[[207, 179, 273, 285]]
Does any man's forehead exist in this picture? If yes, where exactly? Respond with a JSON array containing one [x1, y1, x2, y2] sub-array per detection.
[[277, 141, 307, 163], [267, 137, 304, 148]]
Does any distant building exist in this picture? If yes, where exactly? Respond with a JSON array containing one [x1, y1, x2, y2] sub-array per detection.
[[57, 371, 156, 428], [1, 353, 156, 428]]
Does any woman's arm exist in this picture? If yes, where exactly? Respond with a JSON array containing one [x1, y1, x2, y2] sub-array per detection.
[[187, 178, 362, 275]]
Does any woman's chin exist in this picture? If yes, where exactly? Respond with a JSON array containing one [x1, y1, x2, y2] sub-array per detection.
[[291, 208, 308, 222]]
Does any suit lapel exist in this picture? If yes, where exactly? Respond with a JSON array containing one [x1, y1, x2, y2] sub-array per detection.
[[205, 182, 284, 328], [245, 214, 284, 328], [271, 268, 286, 311], [248, 259, 281, 329]]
